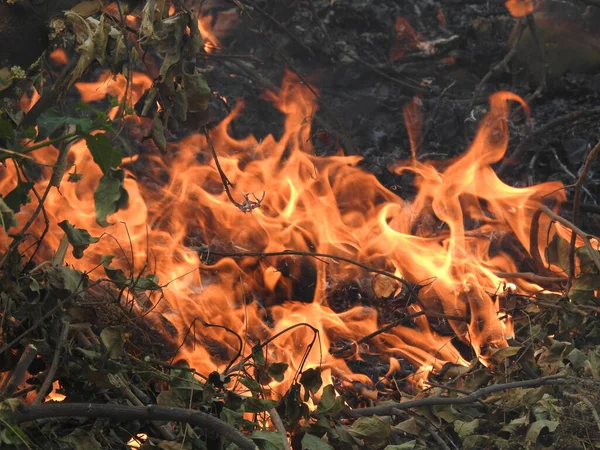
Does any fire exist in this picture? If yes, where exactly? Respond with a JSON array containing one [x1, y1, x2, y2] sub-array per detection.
[[1, 69, 567, 400]]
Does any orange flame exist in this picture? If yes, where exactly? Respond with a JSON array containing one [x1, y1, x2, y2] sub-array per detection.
[[1, 70, 568, 399], [505, 0, 536, 17]]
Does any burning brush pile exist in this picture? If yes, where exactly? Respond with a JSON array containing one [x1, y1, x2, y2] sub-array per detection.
[[1, 0, 600, 449]]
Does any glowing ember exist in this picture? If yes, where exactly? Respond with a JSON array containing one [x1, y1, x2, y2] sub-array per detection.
[[0, 69, 567, 399], [45, 381, 66, 402]]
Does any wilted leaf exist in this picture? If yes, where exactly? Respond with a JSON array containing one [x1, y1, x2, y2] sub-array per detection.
[[94, 169, 129, 226], [525, 419, 559, 443], [151, 114, 167, 151], [454, 419, 480, 440], [0, 197, 17, 231], [431, 404, 457, 422], [92, 15, 110, 65], [566, 348, 588, 371], [490, 346, 521, 364], [46, 266, 88, 294], [393, 417, 420, 436], [266, 362, 289, 382], [463, 435, 490, 449], [251, 430, 285, 450], [157, 390, 186, 408], [85, 133, 122, 174], [300, 368, 322, 400], [348, 416, 391, 446], [3, 181, 33, 214], [384, 443, 421, 450], [302, 433, 333, 450], [58, 220, 100, 259], [60, 429, 101, 450], [521, 387, 545, 406], [545, 233, 571, 272], [100, 325, 127, 359], [500, 415, 529, 435], [576, 246, 600, 275]]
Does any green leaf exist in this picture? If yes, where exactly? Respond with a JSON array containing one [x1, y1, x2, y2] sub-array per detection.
[[4, 181, 33, 214], [94, 169, 129, 226], [239, 377, 262, 392], [104, 266, 128, 286], [302, 433, 333, 450], [0, 119, 15, 141], [58, 220, 100, 259], [266, 362, 289, 382], [68, 171, 83, 182], [244, 397, 276, 413], [300, 368, 322, 400], [251, 342, 266, 367], [315, 385, 345, 416], [251, 430, 285, 450], [132, 274, 160, 292], [101, 254, 115, 267], [36, 108, 93, 139], [85, 133, 122, 174], [276, 383, 308, 427], [348, 416, 391, 446]]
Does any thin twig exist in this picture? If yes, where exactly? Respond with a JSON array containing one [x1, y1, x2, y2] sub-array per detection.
[[203, 127, 264, 212], [196, 248, 415, 290], [498, 108, 600, 175], [564, 392, 600, 432], [331, 310, 466, 356], [346, 373, 566, 417], [470, 18, 526, 110], [14, 403, 258, 450], [568, 140, 600, 286], [0, 344, 38, 399], [33, 319, 70, 405], [494, 271, 567, 285]]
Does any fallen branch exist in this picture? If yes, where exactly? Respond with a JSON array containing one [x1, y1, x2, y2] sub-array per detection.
[[346, 373, 566, 417], [196, 248, 415, 291], [14, 403, 258, 450]]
